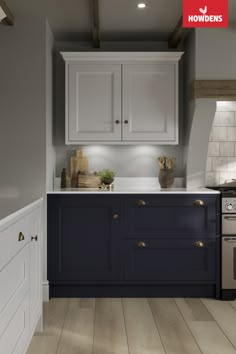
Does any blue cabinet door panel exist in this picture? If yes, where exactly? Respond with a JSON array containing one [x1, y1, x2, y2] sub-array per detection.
[[123, 196, 220, 238], [48, 196, 122, 281], [123, 238, 217, 281]]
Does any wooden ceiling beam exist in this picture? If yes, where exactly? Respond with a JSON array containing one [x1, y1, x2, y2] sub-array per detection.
[[91, 0, 100, 48], [0, 0, 14, 25], [192, 80, 236, 100], [168, 16, 190, 48]]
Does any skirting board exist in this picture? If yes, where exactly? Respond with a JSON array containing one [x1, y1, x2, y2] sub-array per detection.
[[43, 281, 49, 302]]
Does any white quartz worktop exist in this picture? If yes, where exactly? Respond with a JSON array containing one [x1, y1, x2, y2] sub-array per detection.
[[48, 187, 220, 194], [50, 177, 219, 194]]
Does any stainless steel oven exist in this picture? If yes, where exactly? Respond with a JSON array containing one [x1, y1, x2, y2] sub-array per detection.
[[222, 197, 236, 290]]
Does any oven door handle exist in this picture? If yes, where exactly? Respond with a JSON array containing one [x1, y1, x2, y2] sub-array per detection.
[[223, 216, 236, 220], [223, 238, 236, 243]]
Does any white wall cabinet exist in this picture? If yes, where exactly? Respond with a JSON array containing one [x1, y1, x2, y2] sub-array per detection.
[[62, 52, 183, 145], [68, 64, 121, 142], [0, 199, 43, 354]]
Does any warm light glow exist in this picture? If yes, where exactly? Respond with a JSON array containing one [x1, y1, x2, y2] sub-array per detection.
[[137, 3, 147, 9]]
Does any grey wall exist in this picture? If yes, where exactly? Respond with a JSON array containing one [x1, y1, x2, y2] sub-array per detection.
[[53, 42, 185, 178], [0, 0, 47, 204], [46, 21, 56, 191]]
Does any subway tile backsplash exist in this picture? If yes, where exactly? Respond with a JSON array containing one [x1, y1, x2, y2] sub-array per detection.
[[206, 111, 236, 186]]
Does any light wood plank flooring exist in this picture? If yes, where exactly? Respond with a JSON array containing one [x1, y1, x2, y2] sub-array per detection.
[[27, 298, 236, 354]]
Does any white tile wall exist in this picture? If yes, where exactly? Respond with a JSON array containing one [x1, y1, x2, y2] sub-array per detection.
[[206, 111, 236, 186]]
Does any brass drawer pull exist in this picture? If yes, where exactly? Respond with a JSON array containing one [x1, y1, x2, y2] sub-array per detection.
[[193, 199, 205, 207], [194, 241, 205, 248], [18, 232, 25, 242], [112, 213, 119, 220], [136, 241, 146, 248], [137, 200, 146, 206], [31, 235, 38, 242]]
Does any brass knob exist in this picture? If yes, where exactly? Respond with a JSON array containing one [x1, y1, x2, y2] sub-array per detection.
[[193, 199, 205, 207], [112, 213, 119, 220], [137, 200, 146, 206], [31, 235, 38, 242], [18, 232, 25, 242], [124, 120, 129, 124], [194, 241, 205, 248], [136, 241, 146, 248], [115, 120, 120, 124]]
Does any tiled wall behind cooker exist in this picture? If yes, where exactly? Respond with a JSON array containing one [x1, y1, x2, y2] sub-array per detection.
[[206, 111, 236, 186]]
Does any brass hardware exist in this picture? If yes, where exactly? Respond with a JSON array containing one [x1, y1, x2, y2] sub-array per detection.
[[124, 120, 129, 124], [18, 232, 25, 242], [112, 213, 119, 220], [193, 199, 205, 207], [137, 200, 146, 206], [115, 120, 120, 124], [31, 235, 38, 242], [136, 241, 146, 248], [194, 241, 205, 248]]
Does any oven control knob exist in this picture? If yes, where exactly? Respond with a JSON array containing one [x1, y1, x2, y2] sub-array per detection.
[[226, 203, 233, 210]]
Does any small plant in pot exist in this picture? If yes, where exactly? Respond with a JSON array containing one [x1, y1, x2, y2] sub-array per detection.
[[99, 169, 115, 185], [158, 156, 176, 188]]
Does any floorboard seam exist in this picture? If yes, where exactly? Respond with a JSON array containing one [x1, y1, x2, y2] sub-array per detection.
[[174, 298, 203, 354], [200, 299, 236, 351], [55, 299, 70, 354], [121, 298, 131, 354], [147, 298, 167, 354], [92, 297, 97, 354]]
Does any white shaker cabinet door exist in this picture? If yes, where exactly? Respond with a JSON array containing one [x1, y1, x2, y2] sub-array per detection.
[[67, 64, 122, 143], [122, 64, 178, 143]]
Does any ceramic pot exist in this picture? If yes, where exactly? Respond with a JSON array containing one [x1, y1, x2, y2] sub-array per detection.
[[158, 169, 174, 188], [101, 177, 114, 185]]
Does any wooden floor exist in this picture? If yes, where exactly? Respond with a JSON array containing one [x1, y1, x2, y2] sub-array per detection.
[[27, 298, 236, 354]]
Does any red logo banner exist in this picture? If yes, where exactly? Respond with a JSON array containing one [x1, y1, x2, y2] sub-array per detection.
[[183, 0, 228, 28]]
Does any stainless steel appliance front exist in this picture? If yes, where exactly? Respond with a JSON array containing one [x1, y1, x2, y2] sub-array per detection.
[[222, 197, 236, 289]]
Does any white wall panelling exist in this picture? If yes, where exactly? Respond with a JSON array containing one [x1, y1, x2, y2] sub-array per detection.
[[0, 199, 43, 354]]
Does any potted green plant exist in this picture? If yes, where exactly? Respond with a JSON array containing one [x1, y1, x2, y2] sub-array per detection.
[[99, 169, 115, 185]]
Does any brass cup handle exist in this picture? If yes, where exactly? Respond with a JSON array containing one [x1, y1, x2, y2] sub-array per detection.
[[136, 241, 146, 248], [137, 200, 146, 206], [112, 213, 119, 220], [18, 232, 25, 242], [194, 241, 205, 248], [31, 235, 38, 242], [193, 199, 205, 207]]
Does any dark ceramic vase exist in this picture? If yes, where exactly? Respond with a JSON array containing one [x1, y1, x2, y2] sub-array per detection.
[[101, 177, 114, 185], [158, 169, 174, 188]]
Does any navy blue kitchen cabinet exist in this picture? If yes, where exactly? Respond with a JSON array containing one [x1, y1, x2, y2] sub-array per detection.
[[48, 196, 123, 282], [48, 194, 220, 298]]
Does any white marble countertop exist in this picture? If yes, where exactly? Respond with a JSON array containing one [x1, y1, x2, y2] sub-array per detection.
[[48, 187, 220, 194]]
